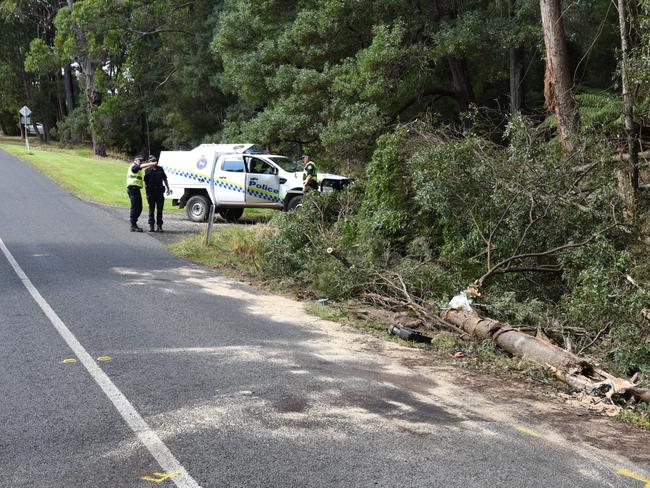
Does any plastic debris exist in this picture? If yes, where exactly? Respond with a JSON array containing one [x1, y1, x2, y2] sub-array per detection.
[[448, 291, 473, 311], [317, 298, 329, 306], [450, 351, 466, 359]]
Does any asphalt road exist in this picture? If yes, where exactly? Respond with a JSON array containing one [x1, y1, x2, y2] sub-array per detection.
[[0, 147, 649, 488]]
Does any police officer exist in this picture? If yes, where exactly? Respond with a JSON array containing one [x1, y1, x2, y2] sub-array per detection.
[[126, 155, 157, 232], [302, 153, 318, 192], [143, 155, 171, 232]]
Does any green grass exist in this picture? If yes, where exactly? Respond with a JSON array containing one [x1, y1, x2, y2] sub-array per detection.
[[0, 136, 282, 220], [169, 226, 273, 273], [0, 136, 131, 207], [619, 405, 650, 430]]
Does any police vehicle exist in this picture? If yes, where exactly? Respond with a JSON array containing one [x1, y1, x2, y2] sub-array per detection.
[[159, 144, 351, 222]]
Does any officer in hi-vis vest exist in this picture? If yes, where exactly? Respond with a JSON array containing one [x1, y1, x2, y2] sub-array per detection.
[[302, 153, 318, 192], [126, 155, 157, 232]]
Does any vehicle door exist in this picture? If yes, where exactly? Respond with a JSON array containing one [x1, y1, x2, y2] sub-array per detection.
[[215, 155, 246, 203], [245, 156, 281, 204]]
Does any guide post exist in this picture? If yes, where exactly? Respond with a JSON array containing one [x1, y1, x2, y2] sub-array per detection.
[[19, 106, 31, 152]]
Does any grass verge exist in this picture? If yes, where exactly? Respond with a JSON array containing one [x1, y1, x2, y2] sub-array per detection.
[[618, 406, 650, 430], [0, 136, 132, 206], [0, 136, 275, 222], [169, 226, 274, 275]]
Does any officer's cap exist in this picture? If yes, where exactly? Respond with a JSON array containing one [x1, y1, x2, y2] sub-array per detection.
[[301, 153, 310, 158], [148, 155, 157, 162], [134, 155, 145, 162]]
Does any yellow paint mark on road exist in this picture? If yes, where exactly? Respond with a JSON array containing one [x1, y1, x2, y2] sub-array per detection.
[[96, 356, 112, 361], [617, 468, 650, 487], [140, 471, 181, 484], [63, 358, 78, 364], [513, 424, 541, 437]]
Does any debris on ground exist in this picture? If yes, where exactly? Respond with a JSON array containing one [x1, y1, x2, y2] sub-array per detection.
[[387, 325, 432, 343], [558, 392, 622, 417]]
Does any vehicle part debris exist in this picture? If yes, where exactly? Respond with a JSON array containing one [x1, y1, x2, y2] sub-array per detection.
[[387, 325, 432, 343]]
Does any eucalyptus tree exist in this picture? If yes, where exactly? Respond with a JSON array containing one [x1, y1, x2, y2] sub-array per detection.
[[52, 0, 227, 155], [0, 0, 68, 139], [212, 0, 539, 168]]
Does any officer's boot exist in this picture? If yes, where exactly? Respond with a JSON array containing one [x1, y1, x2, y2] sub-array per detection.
[[149, 223, 155, 232], [156, 224, 164, 233]]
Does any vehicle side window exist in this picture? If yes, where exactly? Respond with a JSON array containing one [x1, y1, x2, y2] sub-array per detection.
[[247, 157, 276, 175], [222, 156, 245, 172]]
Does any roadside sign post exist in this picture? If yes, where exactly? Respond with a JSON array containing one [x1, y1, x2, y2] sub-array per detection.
[[19, 106, 32, 152], [205, 155, 219, 245]]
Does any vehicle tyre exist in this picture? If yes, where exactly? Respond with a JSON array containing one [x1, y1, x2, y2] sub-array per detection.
[[186, 195, 210, 222], [287, 195, 303, 212], [219, 208, 244, 222]]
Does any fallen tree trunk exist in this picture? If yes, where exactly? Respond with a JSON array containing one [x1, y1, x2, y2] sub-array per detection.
[[321, 246, 649, 403], [442, 308, 650, 403]]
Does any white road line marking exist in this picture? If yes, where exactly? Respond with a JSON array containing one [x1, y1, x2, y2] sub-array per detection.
[[0, 237, 201, 488]]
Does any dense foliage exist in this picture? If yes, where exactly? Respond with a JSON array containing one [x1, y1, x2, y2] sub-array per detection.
[[259, 117, 650, 379]]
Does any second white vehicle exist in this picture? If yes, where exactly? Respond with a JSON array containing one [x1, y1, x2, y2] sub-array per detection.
[[159, 144, 351, 222]]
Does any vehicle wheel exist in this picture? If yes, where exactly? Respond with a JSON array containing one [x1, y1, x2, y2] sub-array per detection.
[[186, 195, 210, 222], [287, 195, 303, 211], [219, 208, 244, 222]]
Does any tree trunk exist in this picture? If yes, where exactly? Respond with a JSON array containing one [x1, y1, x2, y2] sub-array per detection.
[[447, 56, 475, 114], [442, 308, 650, 402], [443, 309, 591, 372], [510, 47, 526, 112], [63, 63, 75, 115], [84, 59, 106, 157], [508, 0, 525, 112], [539, 0, 580, 152], [618, 0, 638, 222]]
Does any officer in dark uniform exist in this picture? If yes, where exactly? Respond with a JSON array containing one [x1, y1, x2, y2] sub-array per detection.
[[143, 155, 171, 232], [302, 153, 318, 192], [126, 155, 157, 232]]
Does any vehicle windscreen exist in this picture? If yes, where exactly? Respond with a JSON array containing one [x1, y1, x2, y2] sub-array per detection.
[[269, 156, 303, 173]]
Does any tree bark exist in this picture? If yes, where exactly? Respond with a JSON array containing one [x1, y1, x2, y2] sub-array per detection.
[[442, 308, 650, 402], [539, 0, 580, 152], [508, 0, 525, 112], [63, 63, 75, 115], [447, 56, 475, 114], [71, 0, 105, 157], [618, 0, 638, 222], [443, 309, 591, 373], [84, 59, 106, 157]]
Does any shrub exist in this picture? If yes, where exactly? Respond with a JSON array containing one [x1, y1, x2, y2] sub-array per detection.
[[54, 106, 90, 145]]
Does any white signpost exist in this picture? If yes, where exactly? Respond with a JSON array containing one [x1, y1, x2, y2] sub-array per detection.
[[205, 154, 220, 245], [19, 106, 32, 151]]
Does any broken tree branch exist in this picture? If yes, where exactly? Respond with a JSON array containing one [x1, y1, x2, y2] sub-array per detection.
[[476, 224, 617, 288], [326, 247, 353, 269]]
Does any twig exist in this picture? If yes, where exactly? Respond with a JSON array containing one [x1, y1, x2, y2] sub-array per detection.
[[578, 322, 611, 355], [477, 224, 617, 288]]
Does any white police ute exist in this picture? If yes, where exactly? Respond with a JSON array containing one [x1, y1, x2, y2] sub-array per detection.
[[159, 144, 351, 222]]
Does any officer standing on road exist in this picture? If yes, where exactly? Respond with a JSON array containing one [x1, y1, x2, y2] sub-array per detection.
[[144, 155, 171, 232], [126, 155, 157, 232], [302, 153, 318, 192]]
